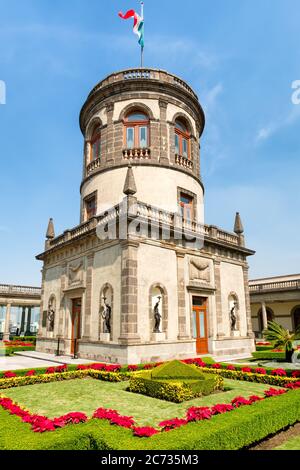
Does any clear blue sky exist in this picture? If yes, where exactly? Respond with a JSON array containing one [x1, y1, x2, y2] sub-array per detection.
[[0, 0, 299, 286]]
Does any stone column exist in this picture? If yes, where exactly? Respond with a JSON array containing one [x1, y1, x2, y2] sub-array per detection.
[[20, 307, 26, 334], [119, 240, 140, 344], [159, 99, 169, 164], [83, 254, 94, 340], [261, 301, 268, 331], [176, 251, 189, 339], [26, 307, 32, 335], [243, 265, 254, 337], [106, 102, 115, 163], [214, 260, 225, 338], [3, 302, 11, 341]]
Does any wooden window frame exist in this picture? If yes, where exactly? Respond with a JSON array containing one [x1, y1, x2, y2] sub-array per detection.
[[179, 192, 194, 221], [89, 127, 101, 163], [175, 120, 191, 160], [124, 112, 150, 149], [84, 193, 97, 221]]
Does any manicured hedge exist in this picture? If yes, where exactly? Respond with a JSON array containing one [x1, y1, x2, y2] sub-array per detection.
[[1, 390, 299, 450], [12, 336, 37, 345], [0, 346, 35, 357], [199, 367, 299, 387], [0, 370, 126, 390], [252, 351, 285, 361], [128, 370, 223, 403]]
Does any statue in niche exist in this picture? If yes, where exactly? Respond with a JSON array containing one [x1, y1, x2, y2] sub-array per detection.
[[190, 258, 210, 283], [69, 260, 83, 286], [153, 296, 162, 333], [101, 297, 112, 334], [230, 302, 238, 331], [47, 300, 55, 332]]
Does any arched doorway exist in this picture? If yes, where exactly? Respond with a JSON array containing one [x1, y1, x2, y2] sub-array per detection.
[[258, 307, 274, 332], [292, 306, 300, 332]]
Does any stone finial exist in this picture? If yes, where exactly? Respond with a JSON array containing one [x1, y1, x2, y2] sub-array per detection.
[[46, 218, 55, 240], [234, 212, 244, 235], [123, 164, 137, 196]]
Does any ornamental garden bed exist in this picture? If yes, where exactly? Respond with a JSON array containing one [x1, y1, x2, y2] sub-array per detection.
[[0, 340, 35, 357], [0, 357, 300, 450]]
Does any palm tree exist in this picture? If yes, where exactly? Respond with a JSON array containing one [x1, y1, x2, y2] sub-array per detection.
[[263, 321, 300, 363]]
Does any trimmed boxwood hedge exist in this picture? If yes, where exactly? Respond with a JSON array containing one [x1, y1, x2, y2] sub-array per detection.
[[0, 346, 35, 357], [252, 351, 285, 361], [128, 369, 223, 403], [0, 390, 299, 450]]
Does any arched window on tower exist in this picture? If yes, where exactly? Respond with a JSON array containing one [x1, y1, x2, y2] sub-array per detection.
[[124, 111, 149, 149], [175, 118, 191, 160], [89, 125, 102, 162]]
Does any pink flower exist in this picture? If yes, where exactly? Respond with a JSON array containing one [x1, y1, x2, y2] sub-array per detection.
[[77, 365, 88, 370], [226, 365, 236, 371], [45, 367, 56, 374], [211, 363, 222, 369], [25, 370, 36, 377], [128, 365, 138, 372], [249, 395, 263, 403], [93, 408, 119, 420], [133, 427, 159, 437], [143, 364, 155, 370], [110, 415, 135, 429], [159, 418, 187, 432], [186, 407, 212, 422]]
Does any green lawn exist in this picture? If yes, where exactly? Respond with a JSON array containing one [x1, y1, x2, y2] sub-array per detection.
[[275, 435, 300, 450], [3, 377, 280, 427]]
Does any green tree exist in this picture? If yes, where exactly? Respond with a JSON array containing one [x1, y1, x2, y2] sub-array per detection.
[[263, 321, 300, 362]]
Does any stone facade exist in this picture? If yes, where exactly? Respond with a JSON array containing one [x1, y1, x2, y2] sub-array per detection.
[[36, 68, 255, 363]]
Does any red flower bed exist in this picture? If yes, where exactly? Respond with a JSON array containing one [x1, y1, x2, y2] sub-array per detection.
[[241, 367, 252, 373], [159, 418, 187, 432], [256, 342, 271, 346], [226, 365, 236, 371], [271, 369, 287, 377], [133, 426, 159, 437], [186, 407, 212, 422], [211, 403, 234, 415], [292, 371, 300, 378], [3, 371, 17, 379], [264, 387, 287, 397], [127, 365, 138, 372], [231, 396, 252, 407], [25, 370, 36, 377], [255, 368, 267, 375]]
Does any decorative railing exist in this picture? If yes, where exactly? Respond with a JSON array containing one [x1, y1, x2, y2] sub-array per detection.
[[0, 285, 41, 297], [43, 201, 242, 253], [123, 69, 153, 80], [88, 69, 198, 101], [86, 157, 101, 176], [249, 279, 300, 293], [123, 148, 151, 159], [175, 154, 193, 170]]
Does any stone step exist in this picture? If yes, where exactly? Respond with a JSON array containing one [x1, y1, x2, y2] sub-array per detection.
[[14, 351, 93, 365]]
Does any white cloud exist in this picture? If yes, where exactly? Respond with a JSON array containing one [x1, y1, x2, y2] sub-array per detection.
[[256, 103, 300, 142]]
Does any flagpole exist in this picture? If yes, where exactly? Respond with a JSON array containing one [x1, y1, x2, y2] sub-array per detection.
[[140, 1, 144, 68]]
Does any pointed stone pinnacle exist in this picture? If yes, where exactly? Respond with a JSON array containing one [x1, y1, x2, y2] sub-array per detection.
[[234, 212, 244, 235], [123, 164, 137, 196], [46, 218, 55, 239]]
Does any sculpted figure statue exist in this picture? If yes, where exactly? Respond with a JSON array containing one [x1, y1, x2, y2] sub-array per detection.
[[102, 297, 112, 334], [230, 303, 237, 331], [153, 297, 162, 333]]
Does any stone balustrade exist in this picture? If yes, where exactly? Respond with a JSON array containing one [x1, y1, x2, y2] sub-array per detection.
[[123, 148, 151, 160], [0, 284, 41, 297], [41, 200, 244, 254], [249, 279, 300, 293], [86, 157, 101, 176], [175, 154, 193, 170]]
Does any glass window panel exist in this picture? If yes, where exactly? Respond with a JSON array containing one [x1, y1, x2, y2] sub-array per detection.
[[185, 206, 192, 221], [127, 127, 134, 148], [175, 120, 188, 133], [192, 312, 197, 339], [175, 134, 179, 154], [183, 138, 188, 157], [139, 126, 148, 148], [127, 113, 148, 122], [180, 194, 193, 205], [199, 313, 206, 338], [193, 297, 206, 307]]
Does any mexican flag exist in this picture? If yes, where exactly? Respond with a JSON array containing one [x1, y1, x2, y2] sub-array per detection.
[[119, 4, 145, 48]]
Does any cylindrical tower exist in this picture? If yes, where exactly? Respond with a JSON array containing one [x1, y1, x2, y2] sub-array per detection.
[[79, 68, 205, 222]]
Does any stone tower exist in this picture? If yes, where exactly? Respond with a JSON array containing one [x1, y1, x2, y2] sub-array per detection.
[[36, 68, 255, 364]]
